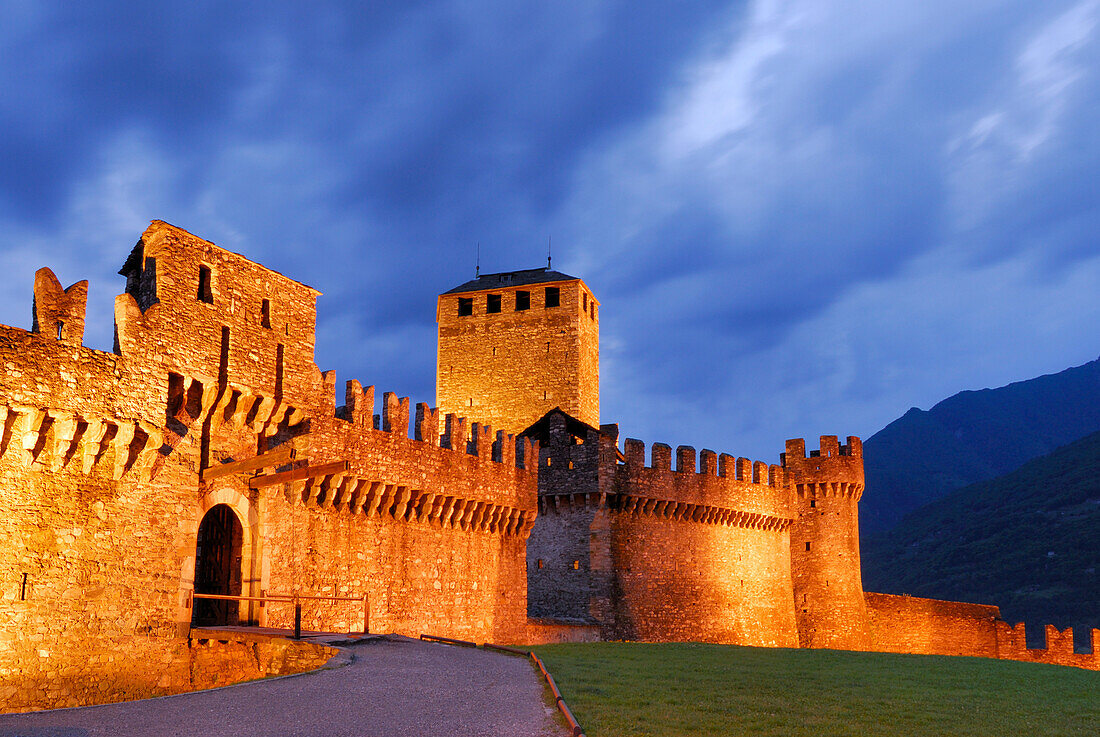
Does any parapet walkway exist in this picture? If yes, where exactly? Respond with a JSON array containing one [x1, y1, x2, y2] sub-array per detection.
[[0, 635, 567, 737]]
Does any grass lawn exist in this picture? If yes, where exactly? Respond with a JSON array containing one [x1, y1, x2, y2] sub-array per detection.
[[529, 642, 1100, 737]]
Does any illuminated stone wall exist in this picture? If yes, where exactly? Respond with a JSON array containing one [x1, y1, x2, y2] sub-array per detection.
[[866, 593, 1100, 670], [784, 437, 872, 651], [0, 221, 537, 713], [527, 412, 800, 647], [436, 275, 599, 435]]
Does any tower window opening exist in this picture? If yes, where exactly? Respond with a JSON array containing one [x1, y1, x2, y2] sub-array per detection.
[[573, 560, 579, 570], [487, 293, 502, 313], [545, 286, 560, 308], [582, 293, 588, 311], [805, 541, 811, 551], [261, 299, 271, 328], [546, 342, 550, 353], [537, 559, 543, 569], [492, 347, 496, 356], [56, 322, 64, 340], [515, 290, 530, 311], [810, 499, 816, 508], [198, 266, 213, 303], [591, 304, 596, 320], [458, 297, 473, 316]]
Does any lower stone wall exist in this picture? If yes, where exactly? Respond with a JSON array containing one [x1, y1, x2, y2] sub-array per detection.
[[187, 633, 338, 691], [995, 621, 1100, 671], [608, 514, 799, 647], [1, 633, 336, 714], [259, 485, 531, 644], [523, 618, 602, 645], [865, 592, 1001, 659], [866, 592, 1100, 671]]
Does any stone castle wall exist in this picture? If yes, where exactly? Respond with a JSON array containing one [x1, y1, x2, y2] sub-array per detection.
[[0, 221, 538, 712], [526, 412, 800, 647], [866, 592, 1100, 670], [784, 437, 871, 651]]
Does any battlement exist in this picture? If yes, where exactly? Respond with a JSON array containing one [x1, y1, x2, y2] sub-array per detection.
[[781, 435, 864, 498], [994, 621, 1100, 670], [329, 378, 536, 472], [608, 437, 790, 522]]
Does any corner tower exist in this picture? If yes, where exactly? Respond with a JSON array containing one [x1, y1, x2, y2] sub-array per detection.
[[784, 435, 871, 650], [436, 268, 599, 435]]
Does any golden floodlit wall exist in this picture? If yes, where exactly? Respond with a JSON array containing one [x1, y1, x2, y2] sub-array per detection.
[[436, 272, 599, 435], [0, 221, 537, 713]]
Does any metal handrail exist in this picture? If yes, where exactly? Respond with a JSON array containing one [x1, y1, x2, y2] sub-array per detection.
[[188, 590, 369, 639]]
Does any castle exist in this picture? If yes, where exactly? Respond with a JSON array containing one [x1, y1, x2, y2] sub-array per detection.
[[1, 221, 1096, 712]]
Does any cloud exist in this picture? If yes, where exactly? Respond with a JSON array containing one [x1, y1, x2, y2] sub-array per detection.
[[551, 0, 1100, 458], [0, 0, 1097, 462]]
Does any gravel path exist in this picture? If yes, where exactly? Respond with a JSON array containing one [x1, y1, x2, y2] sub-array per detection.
[[0, 636, 568, 737]]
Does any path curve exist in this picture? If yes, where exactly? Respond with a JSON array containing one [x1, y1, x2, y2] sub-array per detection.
[[0, 636, 566, 737]]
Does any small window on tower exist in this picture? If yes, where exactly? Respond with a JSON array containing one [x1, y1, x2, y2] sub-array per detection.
[[261, 299, 271, 328], [515, 290, 530, 311], [805, 541, 812, 551], [487, 294, 502, 313], [545, 286, 560, 308], [573, 560, 580, 570], [810, 499, 816, 508], [537, 559, 544, 569], [458, 297, 473, 316], [582, 292, 588, 311], [197, 266, 213, 303]]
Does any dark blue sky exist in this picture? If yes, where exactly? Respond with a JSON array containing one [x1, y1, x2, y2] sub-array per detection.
[[1, 1, 1098, 461]]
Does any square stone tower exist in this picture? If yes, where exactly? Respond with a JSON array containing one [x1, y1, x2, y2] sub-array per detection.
[[436, 267, 599, 435]]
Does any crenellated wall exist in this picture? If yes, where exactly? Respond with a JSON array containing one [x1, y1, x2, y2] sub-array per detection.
[[0, 221, 538, 713], [865, 593, 1100, 671], [784, 436, 871, 650], [526, 410, 800, 647], [3, 218, 1096, 718]]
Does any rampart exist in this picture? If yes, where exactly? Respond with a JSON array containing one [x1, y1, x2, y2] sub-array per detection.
[[865, 593, 1100, 671], [784, 436, 871, 650], [526, 410, 800, 647], [0, 221, 538, 713]]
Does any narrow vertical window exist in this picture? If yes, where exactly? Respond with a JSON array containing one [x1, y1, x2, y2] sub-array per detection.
[[515, 290, 530, 311], [487, 293, 501, 313], [56, 322, 64, 340], [275, 343, 285, 400], [805, 541, 812, 551], [261, 299, 271, 328], [582, 292, 588, 311], [198, 266, 214, 303], [219, 326, 231, 384], [544, 286, 560, 308], [458, 297, 473, 316]]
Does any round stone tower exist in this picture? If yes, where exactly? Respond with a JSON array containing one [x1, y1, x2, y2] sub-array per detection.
[[784, 435, 871, 650]]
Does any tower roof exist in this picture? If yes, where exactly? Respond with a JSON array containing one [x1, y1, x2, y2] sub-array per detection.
[[443, 267, 579, 295]]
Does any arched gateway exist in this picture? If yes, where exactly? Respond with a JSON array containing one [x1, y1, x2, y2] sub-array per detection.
[[192, 503, 244, 626]]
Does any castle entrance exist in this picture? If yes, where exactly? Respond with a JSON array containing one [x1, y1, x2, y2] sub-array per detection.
[[192, 504, 244, 627]]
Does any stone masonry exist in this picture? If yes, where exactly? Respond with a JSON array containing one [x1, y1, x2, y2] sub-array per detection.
[[1, 220, 1097, 713]]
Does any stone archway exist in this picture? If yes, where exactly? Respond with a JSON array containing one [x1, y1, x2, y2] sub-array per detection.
[[192, 503, 244, 626]]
